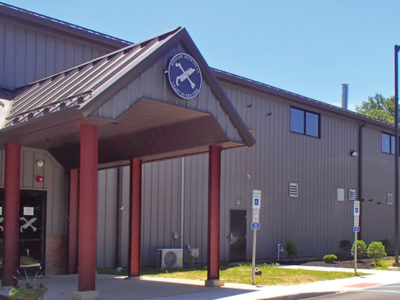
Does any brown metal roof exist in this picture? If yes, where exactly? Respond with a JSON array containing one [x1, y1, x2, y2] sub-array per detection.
[[213, 68, 396, 131], [6, 28, 182, 128], [0, 2, 132, 49]]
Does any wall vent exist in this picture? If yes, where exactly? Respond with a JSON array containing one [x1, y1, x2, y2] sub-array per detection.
[[387, 193, 393, 205], [289, 183, 299, 198], [349, 189, 356, 201]]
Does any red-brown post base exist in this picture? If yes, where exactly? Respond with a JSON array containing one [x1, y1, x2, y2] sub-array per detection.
[[2, 144, 21, 286], [128, 159, 142, 277], [206, 145, 224, 287]]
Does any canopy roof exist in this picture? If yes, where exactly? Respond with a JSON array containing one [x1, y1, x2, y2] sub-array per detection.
[[0, 27, 255, 168]]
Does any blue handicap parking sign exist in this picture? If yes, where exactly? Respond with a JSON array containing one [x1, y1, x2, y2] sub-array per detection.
[[251, 222, 260, 230], [353, 226, 360, 232]]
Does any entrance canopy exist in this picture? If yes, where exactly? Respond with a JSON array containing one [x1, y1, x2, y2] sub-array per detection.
[[0, 27, 255, 168]]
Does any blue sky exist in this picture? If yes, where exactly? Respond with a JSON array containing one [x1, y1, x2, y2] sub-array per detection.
[[4, 0, 400, 110]]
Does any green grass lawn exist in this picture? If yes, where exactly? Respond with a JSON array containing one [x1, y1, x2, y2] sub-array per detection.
[[98, 263, 363, 286]]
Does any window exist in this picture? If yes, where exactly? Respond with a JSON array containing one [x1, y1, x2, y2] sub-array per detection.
[[290, 107, 320, 137], [381, 132, 395, 154]]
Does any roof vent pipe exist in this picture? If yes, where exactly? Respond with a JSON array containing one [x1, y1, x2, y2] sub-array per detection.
[[341, 83, 349, 110]]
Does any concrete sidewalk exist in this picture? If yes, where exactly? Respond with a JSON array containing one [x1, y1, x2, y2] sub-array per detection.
[[0, 266, 397, 299]]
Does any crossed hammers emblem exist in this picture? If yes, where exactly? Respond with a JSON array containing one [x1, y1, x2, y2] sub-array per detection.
[[175, 63, 196, 89], [20, 217, 37, 232]]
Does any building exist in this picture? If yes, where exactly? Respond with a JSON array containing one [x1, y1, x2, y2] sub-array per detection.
[[0, 1, 396, 296]]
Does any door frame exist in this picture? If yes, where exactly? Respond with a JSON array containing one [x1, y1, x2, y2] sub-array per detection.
[[229, 209, 247, 262], [0, 188, 47, 273]]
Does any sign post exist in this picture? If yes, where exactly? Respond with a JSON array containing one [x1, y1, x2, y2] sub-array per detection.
[[353, 200, 360, 275], [251, 189, 261, 285]]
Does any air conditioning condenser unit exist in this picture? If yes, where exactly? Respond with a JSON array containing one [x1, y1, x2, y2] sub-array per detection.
[[157, 248, 183, 269]]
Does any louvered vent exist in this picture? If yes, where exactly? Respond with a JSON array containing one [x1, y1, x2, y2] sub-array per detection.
[[349, 189, 356, 201], [387, 193, 393, 205], [289, 182, 299, 198]]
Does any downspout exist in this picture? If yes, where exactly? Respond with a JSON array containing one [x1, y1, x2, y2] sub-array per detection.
[[358, 122, 366, 240], [180, 158, 185, 250]]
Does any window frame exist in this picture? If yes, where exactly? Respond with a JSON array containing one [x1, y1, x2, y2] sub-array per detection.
[[290, 106, 321, 138], [381, 132, 396, 155]]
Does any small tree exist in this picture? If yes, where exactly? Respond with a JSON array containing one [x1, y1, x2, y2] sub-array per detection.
[[285, 240, 298, 257], [367, 241, 387, 266], [351, 240, 367, 259], [380, 239, 391, 252], [338, 239, 352, 259]]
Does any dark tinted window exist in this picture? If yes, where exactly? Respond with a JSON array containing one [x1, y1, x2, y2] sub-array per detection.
[[290, 108, 304, 134], [305, 112, 319, 137], [382, 133, 395, 154], [290, 107, 320, 138]]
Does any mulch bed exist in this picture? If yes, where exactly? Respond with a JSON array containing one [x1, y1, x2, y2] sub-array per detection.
[[299, 258, 374, 269]]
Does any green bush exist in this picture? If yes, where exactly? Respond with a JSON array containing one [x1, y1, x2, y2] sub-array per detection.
[[380, 239, 391, 252], [323, 254, 337, 263], [285, 240, 298, 257], [337, 239, 352, 259], [351, 240, 367, 259], [367, 241, 387, 266]]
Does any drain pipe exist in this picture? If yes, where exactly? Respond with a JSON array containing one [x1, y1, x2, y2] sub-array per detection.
[[358, 122, 366, 240], [180, 157, 185, 250]]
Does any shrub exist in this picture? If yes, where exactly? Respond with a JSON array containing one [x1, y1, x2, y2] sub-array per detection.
[[367, 241, 387, 266], [380, 239, 391, 252], [285, 240, 298, 257], [351, 240, 367, 259], [323, 254, 337, 263], [338, 239, 352, 259]]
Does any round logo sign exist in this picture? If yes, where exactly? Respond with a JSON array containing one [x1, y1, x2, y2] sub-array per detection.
[[167, 53, 202, 100]]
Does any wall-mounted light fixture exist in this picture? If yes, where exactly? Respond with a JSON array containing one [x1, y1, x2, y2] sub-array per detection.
[[36, 160, 44, 167], [350, 151, 358, 157]]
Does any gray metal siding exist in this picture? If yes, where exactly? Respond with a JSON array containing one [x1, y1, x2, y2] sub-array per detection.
[[95, 81, 398, 267], [0, 147, 66, 236], [97, 168, 118, 268], [362, 126, 395, 244], [0, 20, 110, 90]]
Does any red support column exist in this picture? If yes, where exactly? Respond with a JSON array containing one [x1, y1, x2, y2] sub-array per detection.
[[2, 144, 21, 287], [68, 169, 79, 274], [78, 124, 98, 291], [128, 159, 142, 277], [206, 145, 223, 287]]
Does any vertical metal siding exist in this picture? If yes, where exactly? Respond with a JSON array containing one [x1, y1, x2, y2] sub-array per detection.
[[0, 20, 111, 90], [362, 126, 395, 245], [97, 168, 118, 268]]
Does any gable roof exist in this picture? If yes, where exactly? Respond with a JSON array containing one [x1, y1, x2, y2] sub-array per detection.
[[3, 27, 255, 147]]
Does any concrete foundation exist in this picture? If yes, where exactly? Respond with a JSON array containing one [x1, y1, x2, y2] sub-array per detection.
[[71, 290, 99, 300]]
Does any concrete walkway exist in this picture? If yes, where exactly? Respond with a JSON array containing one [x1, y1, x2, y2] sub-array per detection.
[[0, 266, 398, 299]]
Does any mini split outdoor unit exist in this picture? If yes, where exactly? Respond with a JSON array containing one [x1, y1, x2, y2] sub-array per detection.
[[157, 248, 183, 269]]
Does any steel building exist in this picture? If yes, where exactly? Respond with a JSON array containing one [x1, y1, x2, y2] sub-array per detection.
[[0, 2, 396, 296]]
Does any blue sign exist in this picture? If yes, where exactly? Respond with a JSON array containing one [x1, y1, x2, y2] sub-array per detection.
[[251, 222, 260, 230], [254, 198, 259, 206], [167, 53, 202, 100], [353, 226, 360, 232]]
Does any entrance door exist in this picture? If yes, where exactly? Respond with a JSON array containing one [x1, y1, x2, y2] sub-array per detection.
[[229, 210, 246, 262], [0, 190, 46, 272]]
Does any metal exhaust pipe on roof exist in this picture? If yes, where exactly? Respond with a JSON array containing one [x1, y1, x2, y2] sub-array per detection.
[[342, 83, 349, 109]]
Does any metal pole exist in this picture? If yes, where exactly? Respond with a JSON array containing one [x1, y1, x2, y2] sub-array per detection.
[[354, 232, 358, 275], [252, 230, 257, 285], [395, 45, 399, 266]]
